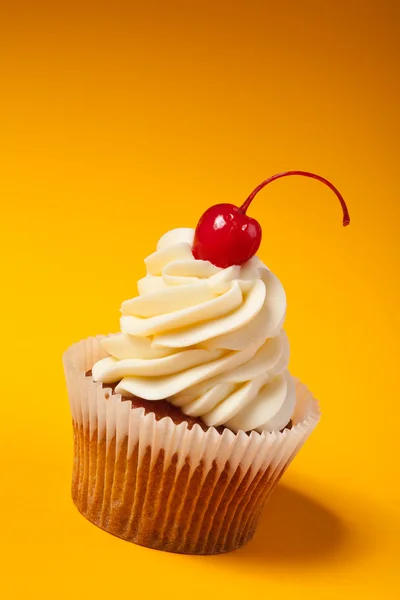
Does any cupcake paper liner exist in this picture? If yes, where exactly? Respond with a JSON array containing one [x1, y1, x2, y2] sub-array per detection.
[[63, 336, 320, 554]]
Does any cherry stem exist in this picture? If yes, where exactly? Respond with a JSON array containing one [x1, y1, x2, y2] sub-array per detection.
[[240, 170, 350, 226]]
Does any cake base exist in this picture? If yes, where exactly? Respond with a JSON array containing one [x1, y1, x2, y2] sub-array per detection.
[[72, 423, 286, 554], [65, 338, 320, 555]]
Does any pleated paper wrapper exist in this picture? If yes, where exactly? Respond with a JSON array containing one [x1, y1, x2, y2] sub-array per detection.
[[63, 336, 320, 555]]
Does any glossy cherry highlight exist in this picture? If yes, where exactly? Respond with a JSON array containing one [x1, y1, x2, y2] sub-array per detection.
[[192, 170, 350, 268]]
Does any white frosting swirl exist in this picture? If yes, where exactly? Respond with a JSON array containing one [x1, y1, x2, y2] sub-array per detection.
[[92, 228, 295, 433]]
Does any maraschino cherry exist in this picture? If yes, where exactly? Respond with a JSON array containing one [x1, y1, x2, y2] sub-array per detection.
[[192, 171, 350, 268]]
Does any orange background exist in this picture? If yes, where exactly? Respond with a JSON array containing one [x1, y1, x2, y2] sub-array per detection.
[[0, 1, 399, 598]]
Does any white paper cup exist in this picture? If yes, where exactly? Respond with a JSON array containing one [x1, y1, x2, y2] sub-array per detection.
[[63, 336, 320, 554]]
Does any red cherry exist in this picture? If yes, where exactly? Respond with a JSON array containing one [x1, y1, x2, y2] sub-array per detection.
[[193, 170, 350, 268], [192, 204, 262, 269]]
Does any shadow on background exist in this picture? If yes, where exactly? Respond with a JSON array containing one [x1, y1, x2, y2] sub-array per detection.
[[232, 484, 355, 565]]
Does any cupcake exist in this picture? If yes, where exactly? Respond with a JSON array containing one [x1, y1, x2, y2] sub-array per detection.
[[63, 170, 349, 554]]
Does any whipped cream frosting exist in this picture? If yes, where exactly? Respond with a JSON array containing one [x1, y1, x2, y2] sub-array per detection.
[[92, 228, 296, 433]]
